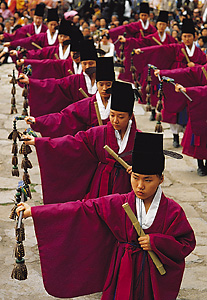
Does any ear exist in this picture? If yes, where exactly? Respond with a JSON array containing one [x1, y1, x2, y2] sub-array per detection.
[[160, 174, 164, 184]]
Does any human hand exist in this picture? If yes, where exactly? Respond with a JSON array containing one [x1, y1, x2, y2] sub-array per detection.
[[16, 202, 32, 219], [134, 48, 142, 55], [154, 69, 160, 77], [10, 50, 17, 56], [18, 73, 29, 84], [25, 116, 36, 125], [138, 235, 152, 251], [175, 83, 186, 93], [16, 59, 24, 67], [187, 62, 195, 67], [3, 42, 10, 47], [20, 134, 35, 145], [126, 166, 132, 175], [118, 35, 126, 43]]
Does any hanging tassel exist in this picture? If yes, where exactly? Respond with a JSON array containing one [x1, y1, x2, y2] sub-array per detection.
[[15, 242, 25, 260], [26, 186, 32, 199], [21, 157, 33, 169], [156, 100, 163, 112], [11, 86, 16, 95], [145, 83, 151, 94], [12, 143, 18, 154], [11, 258, 27, 280], [10, 205, 17, 220], [23, 173, 31, 184], [16, 222, 25, 242], [12, 166, 19, 177], [11, 96, 16, 105], [8, 130, 21, 141], [23, 99, 28, 110], [155, 121, 163, 133], [12, 155, 18, 166], [119, 67, 125, 73], [22, 88, 28, 98], [156, 112, 162, 122], [10, 106, 18, 114], [21, 109, 28, 116], [19, 144, 32, 155], [130, 65, 136, 72]]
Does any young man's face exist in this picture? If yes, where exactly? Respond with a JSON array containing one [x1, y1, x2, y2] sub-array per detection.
[[139, 13, 149, 23], [97, 81, 112, 98], [81, 60, 96, 73], [131, 173, 163, 202], [58, 34, 70, 46], [156, 21, 167, 34], [182, 33, 194, 47], [47, 21, 58, 34], [109, 110, 131, 132], [33, 15, 43, 26]]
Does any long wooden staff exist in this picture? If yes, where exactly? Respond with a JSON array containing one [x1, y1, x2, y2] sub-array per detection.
[[152, 36, 162, 45], [31, 42, 42, 50], [54, 53, 59, 59], [26, 33, 31, 37], [201, 66, 207, 81], [79, 88, 89, 98], [181, 48, 191, 64], [104, 145, 130, 169], [122, 202, 166, 275], [140, 29, 144, 38], [68, 69, 74, 75], [162, 76, 193, 102], [94, 101, 103, 125]]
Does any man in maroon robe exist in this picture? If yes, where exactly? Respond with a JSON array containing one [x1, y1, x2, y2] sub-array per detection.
[[25, 57, 115, 137], [17, 132, 196, 300], [175, 84, 207, 176], [18, 39, 97, 117], [5, 8, 59, 51], [0, 3, 47, 42], [22, 81, 138, 204]]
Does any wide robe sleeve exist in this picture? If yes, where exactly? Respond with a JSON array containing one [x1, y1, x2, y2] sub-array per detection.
[[28, 75, 77, 117], [31, 195, 119, 298], [9, 33, 44, 50], [35, 127, 104, 204], [32, 96, 94, 137]]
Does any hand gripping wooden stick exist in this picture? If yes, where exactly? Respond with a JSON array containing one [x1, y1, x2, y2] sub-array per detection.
[[181, 48, 191, 64], [104, 145, 130, 169], [94, 101, 103, 125], [152, 37, 162, 45], [122, 202, 166, 275]]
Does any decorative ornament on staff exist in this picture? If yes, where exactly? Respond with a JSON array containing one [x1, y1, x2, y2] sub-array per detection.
[[10, 181, 31, 280], [8, 69, 18, 114], [145, 64, 153, 111], [118, 32, 126, 74], [130, 49, 142, 96], [21, 64, 32, 116]]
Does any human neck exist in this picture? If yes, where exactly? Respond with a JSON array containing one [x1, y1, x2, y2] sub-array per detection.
[[101, 95, 110, 108]]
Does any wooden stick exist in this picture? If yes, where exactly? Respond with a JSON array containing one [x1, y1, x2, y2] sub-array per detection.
[[26, 33, 31, 37], [201, 67, 207, 81], [94, 101, 103, 125], [152, 37, 162, 46], [122, 202, 166, 276], [54, 53, 59, 59], [79, 88, 89, 98], [31, 42, 42, 50], [181, 48, 191, 64], [104, 145, 130, 169], [68, 69, 74, 75], [140, 29, 144, 38]]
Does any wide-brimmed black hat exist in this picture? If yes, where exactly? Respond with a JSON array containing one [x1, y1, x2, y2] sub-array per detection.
[[156, 10, 168, 24], [47, 8, 59, 23], [96, 57, 115, 82], [34, 3, 45, 17], [140, 2, 149, 14], [80, 39, 98, 61], [181, 18, 195, 36]]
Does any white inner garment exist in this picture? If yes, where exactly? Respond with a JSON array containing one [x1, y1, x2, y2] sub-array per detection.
[[140, 19, 149, 30], [115, 119, 132, 154], [34, 23, 42, 34], [59, 44, 70, 60], [96, 91, 111, 120], [73, 61, 82, 74], [47, 29, 58, 45], [83, 72, 97, 95]]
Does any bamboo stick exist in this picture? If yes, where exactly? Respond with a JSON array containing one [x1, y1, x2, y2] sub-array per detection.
[[31, 42, 42, 50], [152, 37, 162, 45], [94, 101, 103, 125], [140, 29, 144, 38], [54, 53, 59, 59], [181, 48, 191, 63], [26, 33, 31, 37], [79, 88, 89, 98], [104, 145, 130, 169], [68, 69, 74, 75], [122, 202, 166, 276], [201, 67, 207, 81]]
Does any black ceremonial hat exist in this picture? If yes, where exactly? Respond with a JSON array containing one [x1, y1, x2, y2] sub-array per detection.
[[156, 10, 168, 24], [47, 8, 59, 23], [132, 132, 165, 175], [58, 17, 73, 36], [80, 39, 98, 61], [96, 57, 115, 82], [34, 3, 45, 17], [110, 81, 134, 114], [181, 18, 195, 36], [140, 2, 149, 14]]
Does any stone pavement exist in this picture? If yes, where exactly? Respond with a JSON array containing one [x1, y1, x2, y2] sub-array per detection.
[[0, 63, 207, 300]]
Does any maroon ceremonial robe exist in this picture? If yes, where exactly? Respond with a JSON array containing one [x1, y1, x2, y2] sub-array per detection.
[[28, 73, 95, 117], [109, 20, 156, 56], [8, 30, 59, 50], [35, 120, 137, 204], [32, 94, 109, 138], [3, 22, 47, 42], [22, 57, 73, 79], [181, 86, 207, 159], [21, 44, 70, 60], [32, 190, 196, 299], [119, 32, 177, 83]]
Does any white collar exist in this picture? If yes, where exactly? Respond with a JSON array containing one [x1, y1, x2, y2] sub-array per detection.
[[115, 119, 132, 154], [34, 23, 42, 34], [47, 29, 58, 45], [140, 19, 149, 30], [158, 31, 166, 43], [185, 43, 195, 57], [136, 185, 162, 229], [83, 72, 97, 95], [73, 61, 82, 74], [59, 44, 70, 60], [96, 91, 111, 120]]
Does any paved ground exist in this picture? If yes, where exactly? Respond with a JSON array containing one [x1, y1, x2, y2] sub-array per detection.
[[0, 63, 207, 300]]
